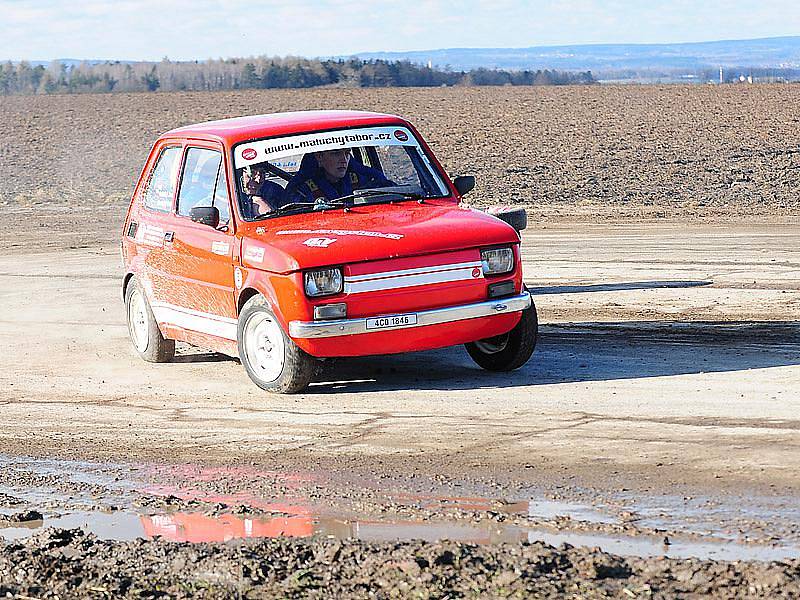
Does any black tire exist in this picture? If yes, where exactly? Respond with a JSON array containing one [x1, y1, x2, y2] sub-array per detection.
[[465, 299, 538, 371], [238, 295, 316, 394], [124, 277, 175, 363]]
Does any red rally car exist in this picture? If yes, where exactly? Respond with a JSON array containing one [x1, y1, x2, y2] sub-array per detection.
[[121, 111, 537, 393]]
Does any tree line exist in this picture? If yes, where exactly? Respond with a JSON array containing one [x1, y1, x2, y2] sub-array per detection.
[[0, 56, 595, 95]]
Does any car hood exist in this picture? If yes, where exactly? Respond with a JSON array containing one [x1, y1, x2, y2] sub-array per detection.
[[241, 201, 520, 272]]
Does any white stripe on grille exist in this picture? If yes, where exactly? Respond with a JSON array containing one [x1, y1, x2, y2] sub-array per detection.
[[344, 261, 482, 294], [346, 261, 479, 282]]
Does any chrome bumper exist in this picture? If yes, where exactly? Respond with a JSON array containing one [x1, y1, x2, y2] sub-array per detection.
[[288, 292, 531, 339]]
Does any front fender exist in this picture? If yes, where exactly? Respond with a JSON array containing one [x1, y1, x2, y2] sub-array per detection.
[[235, 266, 311, 333]]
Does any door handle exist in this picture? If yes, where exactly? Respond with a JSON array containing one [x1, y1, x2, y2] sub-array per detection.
[[164, 231, 174, 243]]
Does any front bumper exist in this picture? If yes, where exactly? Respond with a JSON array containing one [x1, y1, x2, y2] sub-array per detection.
[[288, 291, 531, 339]]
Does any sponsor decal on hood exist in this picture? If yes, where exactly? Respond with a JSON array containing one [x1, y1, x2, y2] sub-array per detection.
[[303, 237, 337, 248], [276, 229, 403, 240]]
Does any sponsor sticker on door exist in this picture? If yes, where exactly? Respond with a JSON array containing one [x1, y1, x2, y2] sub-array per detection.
[[211, 241, 230, 255]]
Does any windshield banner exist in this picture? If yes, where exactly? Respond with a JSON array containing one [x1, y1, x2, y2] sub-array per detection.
[[234, 126, 419, 168]]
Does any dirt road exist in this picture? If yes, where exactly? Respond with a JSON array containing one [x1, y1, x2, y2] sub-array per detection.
[[1, 220, 797, 494], [2, 217, 799, 596]]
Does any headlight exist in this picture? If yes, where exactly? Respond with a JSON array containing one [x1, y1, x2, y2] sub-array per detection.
[[481, 247, 514, 275], [304, 268, 343, 297]]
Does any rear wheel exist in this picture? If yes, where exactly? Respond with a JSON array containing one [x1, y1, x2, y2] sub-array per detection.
[[466, 299, 537, 371], [125, 277, 175, 363], [238, 295, 316, 394]]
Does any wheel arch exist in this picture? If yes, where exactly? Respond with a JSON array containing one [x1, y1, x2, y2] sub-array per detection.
[[236, 282, 284, 326], [237, 287, 262, 315], [122, 272, 136, 302]]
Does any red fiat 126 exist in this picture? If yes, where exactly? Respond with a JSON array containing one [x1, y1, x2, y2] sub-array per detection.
[[121, 111, 537, 392]]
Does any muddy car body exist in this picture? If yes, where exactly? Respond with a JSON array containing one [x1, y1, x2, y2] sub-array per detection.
[[121, 111, 537, 392]]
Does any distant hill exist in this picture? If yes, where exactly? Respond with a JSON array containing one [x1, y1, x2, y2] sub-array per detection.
[[351, 36, 800, 74], [12, 36, 800, 86]]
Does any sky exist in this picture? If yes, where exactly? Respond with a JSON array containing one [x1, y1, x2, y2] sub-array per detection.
[[1, 0, 800, 62]]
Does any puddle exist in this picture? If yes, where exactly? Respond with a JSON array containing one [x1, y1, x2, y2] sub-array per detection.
[[0, 511, 144, 542], [526, 499, 616, 524], [531, 531, 800, 562], [629, 493, 800, 542], [1, 454, 799, 562], [3, 507, 798, 561]]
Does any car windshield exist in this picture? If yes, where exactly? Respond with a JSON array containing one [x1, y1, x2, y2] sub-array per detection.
[[233, 126, 449, 220]]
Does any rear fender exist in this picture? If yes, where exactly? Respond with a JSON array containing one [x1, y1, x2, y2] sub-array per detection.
[[121, 252, 147, 301]]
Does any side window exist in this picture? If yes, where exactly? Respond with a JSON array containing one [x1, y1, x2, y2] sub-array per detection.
[[213, 166, 231, 224], [375, 146, 419, 186], [143, 146, 181, 212], [373, 145, 447, 195], [177, 148, 230, 224]]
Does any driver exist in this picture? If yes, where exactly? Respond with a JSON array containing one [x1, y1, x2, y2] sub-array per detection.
[[240, 164, 283, 217], [284, 148, 393, 203]]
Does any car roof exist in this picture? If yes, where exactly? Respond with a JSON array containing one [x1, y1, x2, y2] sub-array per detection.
[[162, 110, 411, 146]]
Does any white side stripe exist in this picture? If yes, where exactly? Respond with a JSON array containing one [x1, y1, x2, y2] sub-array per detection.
[[344, 262, 482, 295], [151, 302, 238, 340]]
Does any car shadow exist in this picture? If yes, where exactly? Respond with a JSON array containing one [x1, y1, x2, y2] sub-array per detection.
[[307, 320, 800, 393], [172, 350, 236, 364], [526, 280, 713, 295]]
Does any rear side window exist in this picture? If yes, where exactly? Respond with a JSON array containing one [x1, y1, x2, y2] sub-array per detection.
[[177, 148, 230, 224], [143, 146, 181, 212]]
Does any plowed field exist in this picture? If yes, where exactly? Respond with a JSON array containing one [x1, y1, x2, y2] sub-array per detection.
[[2, 84, 799, 219]]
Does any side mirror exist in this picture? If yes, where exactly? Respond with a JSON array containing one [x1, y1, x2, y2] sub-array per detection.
[[189, 206, 220, 228], [453, 175, 475, 196], [486, 206, 527, 232]]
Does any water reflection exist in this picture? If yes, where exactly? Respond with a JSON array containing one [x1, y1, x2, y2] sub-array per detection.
[[141, 512, 314, 543]]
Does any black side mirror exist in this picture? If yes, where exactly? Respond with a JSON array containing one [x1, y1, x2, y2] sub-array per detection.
[[453, 175, 475, 196], [189, 206, 220, 228]]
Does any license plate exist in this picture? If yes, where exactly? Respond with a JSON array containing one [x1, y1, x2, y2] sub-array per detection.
[[366, 313, 418, 330]]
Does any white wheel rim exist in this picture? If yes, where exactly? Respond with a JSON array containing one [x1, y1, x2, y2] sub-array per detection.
[[128, 290, 150, 353], [243, 312, 285, 383], [474, 334, 509, 355]]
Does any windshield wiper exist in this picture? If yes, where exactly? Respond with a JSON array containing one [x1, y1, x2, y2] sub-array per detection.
[[259, 191, 423, 219], [336, 189, 424, 204], [262, 198, 348, 218]]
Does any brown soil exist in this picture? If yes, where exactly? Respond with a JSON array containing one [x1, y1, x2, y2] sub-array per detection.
[[3, 529, 799, 599], [1, 85, 799, 221]]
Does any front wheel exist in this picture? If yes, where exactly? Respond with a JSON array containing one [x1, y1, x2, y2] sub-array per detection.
[[465, 300, 538, 371], [238, 295, 316, 394]]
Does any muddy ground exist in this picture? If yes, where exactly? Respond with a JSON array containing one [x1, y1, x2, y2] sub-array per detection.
[[0, 86, 799, 596], [2, 529, 799, 599]]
